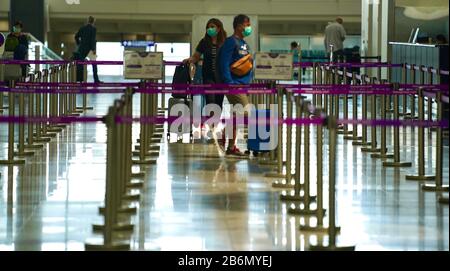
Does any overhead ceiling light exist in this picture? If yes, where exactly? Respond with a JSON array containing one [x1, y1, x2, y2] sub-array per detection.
[[403, 7, 449, 20]]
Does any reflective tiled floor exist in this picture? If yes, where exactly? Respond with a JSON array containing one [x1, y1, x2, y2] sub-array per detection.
[[0, 76, 448, 251]]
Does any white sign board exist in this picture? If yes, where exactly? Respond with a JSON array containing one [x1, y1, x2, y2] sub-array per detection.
[[123, 51, 163, 80], [254, 52, 293, 80]]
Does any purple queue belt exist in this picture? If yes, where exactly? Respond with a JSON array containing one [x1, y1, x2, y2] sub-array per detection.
[[1, 115, 448, 128]]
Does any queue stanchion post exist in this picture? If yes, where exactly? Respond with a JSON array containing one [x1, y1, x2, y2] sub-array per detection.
[[280, 95, 304, 201], [353, 74, 372, 146], [400, 64, 410, 117], [404, 65, 418, 120], [371, 80, 394, 159], [287, 99, 321, 215], [99, 90, 140, 215], [405, 88, 435, 181], [312, 63, 317, 106], [361, 77, 381, 153], [40, 69, 57, 138], [339, 66, 351, 135], [15, 76, 35, 157], [383, 83, 412, 168], [267, 88, 290, 186], [344, 72, 362, 141], [132, 85, 157, 165], [126, 87, 146, 182], [0, 80, 26, 165], [422, 92, 449, 193], [120, 91, 141, 203], [259, 81, 279, 166], [86, 103, 131, 251], [426, 67, 436, 132], [33, 71, 51, 143], [47, 67, 63, 133], [71, 62, 83, 115], [309, 116, 355, 251], [299, 106, 328, 231], [24, 73, 44, 150], [76, 62, 94, 112]]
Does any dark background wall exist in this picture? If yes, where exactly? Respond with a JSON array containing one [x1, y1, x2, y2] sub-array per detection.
[[10, 0, 45, 41]]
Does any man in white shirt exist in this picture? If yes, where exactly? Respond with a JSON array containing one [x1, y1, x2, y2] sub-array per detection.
[[324, 17, 346, 62]]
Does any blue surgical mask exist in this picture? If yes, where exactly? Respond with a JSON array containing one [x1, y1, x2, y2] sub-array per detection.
[[242, 26, 252, 37], [13, 26, 21, 33]]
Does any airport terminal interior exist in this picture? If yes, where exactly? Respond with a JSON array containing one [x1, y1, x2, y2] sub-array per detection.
[[0, 0, 448, 251]]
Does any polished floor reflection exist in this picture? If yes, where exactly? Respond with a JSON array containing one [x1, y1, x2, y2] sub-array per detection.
[[0, 84, 448, 251]]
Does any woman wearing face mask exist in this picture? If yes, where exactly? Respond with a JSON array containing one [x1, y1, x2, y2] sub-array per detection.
[[184, 18, 227, 141], [184, 18, 227, 109]]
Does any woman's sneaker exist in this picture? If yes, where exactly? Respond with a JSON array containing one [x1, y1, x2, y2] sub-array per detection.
[[226, 146, 248, 157]]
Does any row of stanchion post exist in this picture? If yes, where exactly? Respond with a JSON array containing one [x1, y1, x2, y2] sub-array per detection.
[[259, 59, 448, 250]]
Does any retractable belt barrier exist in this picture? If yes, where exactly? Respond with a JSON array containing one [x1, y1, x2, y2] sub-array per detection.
[[1, 60, 449, 251]]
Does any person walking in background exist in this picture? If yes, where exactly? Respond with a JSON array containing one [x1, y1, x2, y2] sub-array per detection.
[[290, 41, 301, 79], [324, 17, 346, 62], [5, 21, 29, 76], [217, 14, 253, 157], [74, 16, 101, 83]]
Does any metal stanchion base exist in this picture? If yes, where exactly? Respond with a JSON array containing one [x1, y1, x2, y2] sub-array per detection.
[[22, 144, 45, 150], [352, 141, 371, 146], [383, 161, 412, 167], [299, 225, 341, 233], [422, 184, 449, 192], [132, 150, 159, 157], [14, 151, 35, 157], [265, 172, 286, 178], [288, 207, 322, 216], [438, 196, 449, 204], [76, 106, 94, 111], [259, 160, 282, 166], [337, 130, 353, 135], [99, 206, 137, 215], [47, 127, 63, 133], [130, 172, 146, 179], [93, 223, 134, 233], [309, 244, 355, 251], [33, 137, 52, 143], [85, 241, 130, 251], [403, 116, 419, 120], [150, 138, 161, 143], [132, 159, 157, 165], [370, 153, 394, 159], [126, 180, 144, 188], [122, 193, 140, 201], [280, 193, 316, 202], [34, 132, 58, 138], [0, 159, 26, 165], [360, 147, 381, 153], [148, 145, 161, 151], [272, 182, 294, 189], [405, 175, 435, 181]]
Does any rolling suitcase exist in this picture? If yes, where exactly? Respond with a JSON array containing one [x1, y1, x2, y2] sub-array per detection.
[[167, 97, 193, 142], [247, 109, 276, 156]]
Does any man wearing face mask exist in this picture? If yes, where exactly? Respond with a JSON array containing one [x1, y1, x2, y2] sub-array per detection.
[[217, 14, 253, 156], [5, 21, 29, 76]]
